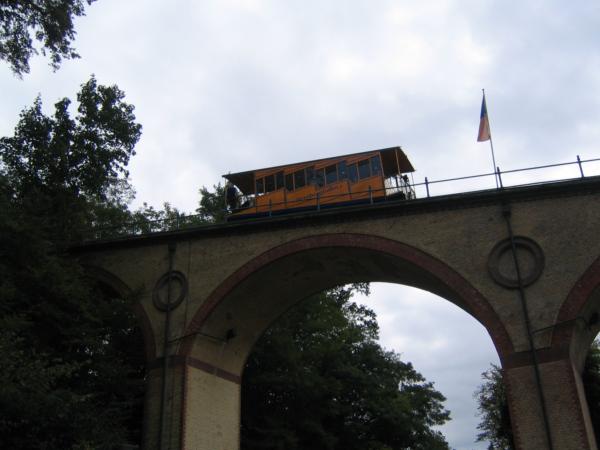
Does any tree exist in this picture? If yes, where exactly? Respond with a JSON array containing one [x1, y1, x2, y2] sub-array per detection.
[[474, 365, 514, 450], [0, 76, 145, 448], [196, 183, 228, 223], [1, 74, 141, 244], [242, 284, 451, 450], [130, 201, 190, 233], [0, 0, 96, 76], [97, 183, 225, 238], [583, 341, 600, 438], [475, 342, 600, 449]]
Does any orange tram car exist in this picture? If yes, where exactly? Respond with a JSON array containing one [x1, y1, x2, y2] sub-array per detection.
[[223, 146, 416, 220]]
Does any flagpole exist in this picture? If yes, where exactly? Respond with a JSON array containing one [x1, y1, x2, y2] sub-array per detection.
[[490, 134, 498, 188], [482, 89, 499, 188]]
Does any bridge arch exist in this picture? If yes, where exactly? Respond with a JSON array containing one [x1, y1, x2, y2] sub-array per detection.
[[552, 256, 600, 372], [178, 233, 513, 372], [83, 265, 157, 361]]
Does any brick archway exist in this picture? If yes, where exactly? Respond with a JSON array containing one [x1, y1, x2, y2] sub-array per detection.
[[84, 265, 157, 362], [178, 233, 513, 361], [552, 256, 600, 371]]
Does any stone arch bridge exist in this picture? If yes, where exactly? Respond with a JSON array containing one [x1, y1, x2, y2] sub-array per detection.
[[73, 177, 600, 450]]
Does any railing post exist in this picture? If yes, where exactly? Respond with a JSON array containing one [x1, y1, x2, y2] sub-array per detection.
[[497, 167, 503, 189], [425, 177, 430, 198], [577, 155, 585, 178]]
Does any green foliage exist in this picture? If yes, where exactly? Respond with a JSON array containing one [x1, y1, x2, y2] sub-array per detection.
[[123, 189, 223, 235], [130, 201, 192, 233], [95, 183, 225, 238], [583, 341, 600, 437], [92, 179, 225, 239], [2, 75, 140, 199], [0, 75, 141, 243], [0, 78, 145, 448], [196, 183, 227, 223], [474, 365, 514, 450], [242, 284, 451, 450], [475, 342, 600, 449], [0, 0, 96, 76]]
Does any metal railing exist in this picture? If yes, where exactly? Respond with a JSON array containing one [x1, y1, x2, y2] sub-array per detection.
[[418, 156, 599, 198], [86, 155, 600, 241]]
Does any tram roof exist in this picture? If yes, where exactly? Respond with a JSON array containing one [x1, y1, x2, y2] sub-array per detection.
[[223, 146, 415, 195]]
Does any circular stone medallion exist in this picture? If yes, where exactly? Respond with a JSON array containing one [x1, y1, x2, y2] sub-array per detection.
[[488, 237, 545, 288], [152, 271, 188, 311]]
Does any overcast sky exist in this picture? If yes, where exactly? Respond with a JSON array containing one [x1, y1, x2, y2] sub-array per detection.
[[2, 1, 600, 448]]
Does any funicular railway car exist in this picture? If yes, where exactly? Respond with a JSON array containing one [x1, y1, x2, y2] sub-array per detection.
[[223, 146, 415, 220]]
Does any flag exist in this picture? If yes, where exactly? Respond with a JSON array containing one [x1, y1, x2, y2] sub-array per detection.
[[477, 94, 491, 142]]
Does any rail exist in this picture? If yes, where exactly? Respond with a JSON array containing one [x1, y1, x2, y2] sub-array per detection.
[[86, 155, 600, 240]]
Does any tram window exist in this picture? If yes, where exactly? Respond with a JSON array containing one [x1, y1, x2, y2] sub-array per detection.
[[306, 166, 315, 184], [285, 173, 294, 191], [338, 161, 347, 180], [348, 164, 358, 183], [358, 159, 371, 179], [256, 178, 264, 194], [265, 174, 275, 192], [275, 171, 284, 190], [315, 168, 325, 187], [370, 156, 382, 176], [294, 169, 306, 189], [325, 164, 338, 184]]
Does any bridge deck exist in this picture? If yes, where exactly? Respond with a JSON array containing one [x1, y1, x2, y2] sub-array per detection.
[[75, 175, 600, 251]]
